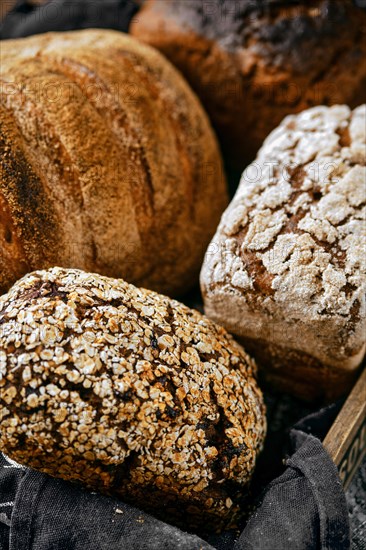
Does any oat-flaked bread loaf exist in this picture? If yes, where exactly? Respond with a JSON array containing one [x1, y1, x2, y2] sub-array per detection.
[[0, 29, 228, 297], [0, 267, 266, 531], [201, 105, 366, 401], [132, 0, 366, 166]]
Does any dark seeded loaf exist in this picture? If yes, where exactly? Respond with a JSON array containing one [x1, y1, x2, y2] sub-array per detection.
[[0, 267, 266, 531]]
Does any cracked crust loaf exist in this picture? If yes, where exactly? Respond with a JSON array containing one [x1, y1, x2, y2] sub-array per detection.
[[0, 29, 228, 297], [0, 267, 266, 531], [201, 105, 366, 402], [131, 0, 366, 167]]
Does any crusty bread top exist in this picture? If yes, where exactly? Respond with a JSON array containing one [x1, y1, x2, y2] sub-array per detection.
[[132, 1, 366, 165], [0, 266, 265, 528], [201, 105, 366, 368], [0, 29, 227, 296], [142, 0, 365, 69]]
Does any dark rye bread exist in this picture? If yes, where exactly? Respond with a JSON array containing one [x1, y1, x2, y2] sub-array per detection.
[[0, 29, 228, 297], [0, 267, 266, 531], [132, 0, 366, 166], [201, 105, 366, 402]]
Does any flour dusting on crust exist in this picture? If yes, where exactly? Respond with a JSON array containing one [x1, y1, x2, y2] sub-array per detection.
[[201, 105, 366, 371]]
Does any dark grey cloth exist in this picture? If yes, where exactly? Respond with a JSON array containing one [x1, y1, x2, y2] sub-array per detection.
[[0, 0, 139, 40], [0, 403, 359, 550], [236, 432, 350, 550], [0, 453, 212, 550]]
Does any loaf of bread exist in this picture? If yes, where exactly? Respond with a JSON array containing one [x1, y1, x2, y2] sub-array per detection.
[[0, 29, 228, 297], [201, 105, 366, 402], [0, 267, 266, 531], [132, 0, 366, 167]]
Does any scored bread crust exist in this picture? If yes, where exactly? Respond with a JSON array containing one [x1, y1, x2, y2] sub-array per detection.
[[131, 0, 366, 166], [0, 29, 228, 296], [201, 105, 366, 401], [0, 267, 265, 531]]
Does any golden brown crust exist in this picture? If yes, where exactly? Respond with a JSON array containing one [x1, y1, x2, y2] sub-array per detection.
[[0, 29, 228, 296], [131, 0, 366, 166], [0, 102, 64, 289], [0, 267, 266, 531]]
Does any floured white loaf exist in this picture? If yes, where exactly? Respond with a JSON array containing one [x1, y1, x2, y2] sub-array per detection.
[[201, 104, 366, 401]]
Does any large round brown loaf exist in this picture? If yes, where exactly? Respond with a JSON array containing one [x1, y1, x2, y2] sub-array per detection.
[[0, 267, 266, 531], [131, 0, 366, 167], [0, 29, 228, 297], [201, 104, 366, 402]]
